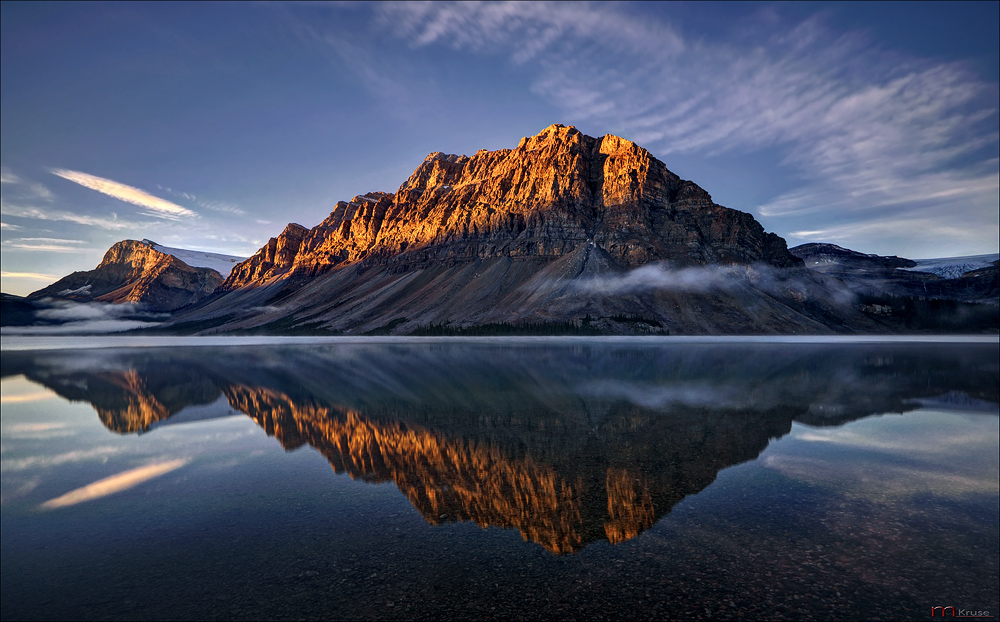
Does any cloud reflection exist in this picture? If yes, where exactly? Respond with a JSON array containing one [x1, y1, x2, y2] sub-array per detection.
[[0, 391, 57, 404], [40, 459, 188, 509], [2, 447, 123, 472], [766, 412, 1000, 499]]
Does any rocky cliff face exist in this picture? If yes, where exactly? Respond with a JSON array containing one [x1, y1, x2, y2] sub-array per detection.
[[220, 124, 799, 291], [30, 240, 224, 311]]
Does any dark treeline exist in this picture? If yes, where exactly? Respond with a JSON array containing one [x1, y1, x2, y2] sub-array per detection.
[[858, 293, 998, 332]]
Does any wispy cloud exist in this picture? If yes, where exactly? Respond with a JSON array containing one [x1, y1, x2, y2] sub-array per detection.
[[0, 202, 144, 230], [571, 263, 748, 295], [1, 237, 91, 253], [788, 212, 1000, 254], [157, 185, 246, 216], [376, 2, 683, 63], [284, 12, 427, 118], [1, 166, 54, 200], [0, 270, 61, 281], [0, 166, 18, 185], [51, 169, 196, 220]]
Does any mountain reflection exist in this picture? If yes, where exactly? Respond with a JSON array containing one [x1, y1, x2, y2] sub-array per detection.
[[3, 341, 996, 553]]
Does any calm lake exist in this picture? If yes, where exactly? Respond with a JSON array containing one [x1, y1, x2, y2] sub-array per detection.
[[1, 336, 997, 621]]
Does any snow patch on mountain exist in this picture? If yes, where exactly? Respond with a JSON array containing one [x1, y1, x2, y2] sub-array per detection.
[[57, 284, 92, 296], [901, 253, 999, 279], [142, 240, 246, 278]]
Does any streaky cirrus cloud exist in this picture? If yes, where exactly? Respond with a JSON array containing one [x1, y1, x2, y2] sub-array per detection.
[[1, 237, 90, 253], [51, 169, 196, 220], [0, 202, 144, 230], [157, 185, 247, 216], [376, 1, 684, 64], [788, 213, 998, 253], [1, 166, 54, 200], [0, 270, 61, 281]]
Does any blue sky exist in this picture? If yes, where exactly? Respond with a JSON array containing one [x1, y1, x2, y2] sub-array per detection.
[[2, 1, 997, 296]]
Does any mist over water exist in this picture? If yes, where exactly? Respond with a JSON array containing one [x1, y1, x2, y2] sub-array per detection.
[[1, 299, 165, 335]]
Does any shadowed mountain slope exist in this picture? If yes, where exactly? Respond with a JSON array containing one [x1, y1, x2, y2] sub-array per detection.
[[790, 243, 999, 305]]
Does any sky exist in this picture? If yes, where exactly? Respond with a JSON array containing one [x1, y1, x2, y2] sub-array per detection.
[[2, 1, 998, 296]]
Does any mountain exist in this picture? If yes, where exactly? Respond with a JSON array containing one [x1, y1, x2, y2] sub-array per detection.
[[168, 124, 880, 335], [221, 125, 798, 291], [789, 243, 917, 275], [28, 239, 232, 311], [789, 243, 999, 305]]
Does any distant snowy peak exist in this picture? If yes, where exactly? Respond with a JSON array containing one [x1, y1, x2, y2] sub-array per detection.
[[901, 253, 1000, 280], [142, 239, 246, 278]]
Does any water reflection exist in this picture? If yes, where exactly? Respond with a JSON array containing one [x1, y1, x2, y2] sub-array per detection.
[[40, 459, 189, 509], [2, 341, 997, 554]]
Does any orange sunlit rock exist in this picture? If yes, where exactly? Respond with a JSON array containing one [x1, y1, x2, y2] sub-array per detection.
[[225, 384, 590, 553], [221, 124, 798, 292]]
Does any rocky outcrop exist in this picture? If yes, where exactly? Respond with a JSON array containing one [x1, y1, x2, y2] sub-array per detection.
[[223, 223, 310, 286], [29, 240, 224, 311], [220, 124, 800, 292]]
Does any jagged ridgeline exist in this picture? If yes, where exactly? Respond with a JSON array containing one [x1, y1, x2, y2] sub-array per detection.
[[169, 124, 878, 335]]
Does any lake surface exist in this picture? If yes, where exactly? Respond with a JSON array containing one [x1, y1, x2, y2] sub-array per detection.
[[1, 337, 997, 621]]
